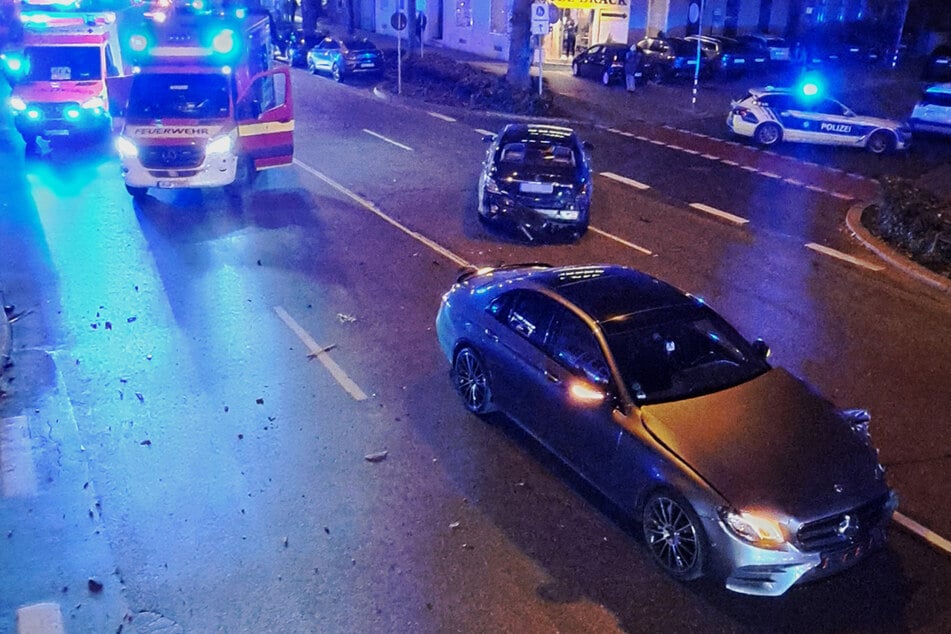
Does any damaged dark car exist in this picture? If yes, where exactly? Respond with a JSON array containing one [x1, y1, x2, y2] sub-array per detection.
[[477, 124, 593, 242]]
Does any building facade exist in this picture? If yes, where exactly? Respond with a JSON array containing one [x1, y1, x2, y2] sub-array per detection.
[[361, 0, 884, 61]]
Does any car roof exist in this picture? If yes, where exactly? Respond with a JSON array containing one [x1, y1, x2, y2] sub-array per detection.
[[526, 265, 697, 327], [499, 124, 577, 145]]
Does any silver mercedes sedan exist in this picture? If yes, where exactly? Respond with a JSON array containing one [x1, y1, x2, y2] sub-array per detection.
[[436, 263, 897, 596]]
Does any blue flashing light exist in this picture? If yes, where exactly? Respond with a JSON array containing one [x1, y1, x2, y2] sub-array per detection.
[[129, 34, 148, 52], [211, 29, 236, 55], [795, 72, 824, 100], [801, 82, 819, 97]]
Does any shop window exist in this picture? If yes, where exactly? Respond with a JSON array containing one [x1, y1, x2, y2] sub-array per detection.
[[455, 0, 473, 28], [490, 0, 508, 35]]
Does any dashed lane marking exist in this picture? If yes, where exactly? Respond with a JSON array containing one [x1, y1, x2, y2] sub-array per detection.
[[17, 602, 65, 634], [362, 128, 414, 151], [784, 178, 805, 187], [428, 111, 456, 122], [294, 159, 470, 268], [274, 306, 368, 401], [830, 191, 855, 201], [893, 512, 951, 556], [740, 165, 759, 172], [700, 153, 720, 160], [689, 202, 749, 225], [1, 415, 37, 498], [589, 227, 653, 256], [474, 128, 495, 137], [805, 184, 828, 194], [600, 171, 650, 190], [761, 171, 782, 179], [804, 242, 885, 271]]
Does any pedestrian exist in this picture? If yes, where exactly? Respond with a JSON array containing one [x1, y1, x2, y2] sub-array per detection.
[[563, 16, 577, 58], [625, 44, 643, 92]]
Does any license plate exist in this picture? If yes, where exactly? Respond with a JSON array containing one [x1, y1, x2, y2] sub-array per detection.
[[520, 181, 554, 194], [360, 63, 376, 68], [47, 129, 69, 136], [158, 180, 176, 189], [735, 59, 745, 64]]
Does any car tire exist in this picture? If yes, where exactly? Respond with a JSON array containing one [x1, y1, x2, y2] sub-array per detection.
[[571, 62, 580, 76], [125, 184, 147, 199], [452, 346, 494, 414], [601, 69, 611, 86], [867, 130, 895, 155], [307, 57, 317, 74], [642, 490, 706, 581], [753, 122, 782, 147], [331, 63, 343, 83]]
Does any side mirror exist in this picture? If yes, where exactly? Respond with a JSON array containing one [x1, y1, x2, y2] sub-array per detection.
[[751, 338, 770, 360], [482, 134, 494, 143]]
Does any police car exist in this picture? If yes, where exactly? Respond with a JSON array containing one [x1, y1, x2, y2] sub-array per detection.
[[909, 83, 951, 137], [727, 87, 911, 154]]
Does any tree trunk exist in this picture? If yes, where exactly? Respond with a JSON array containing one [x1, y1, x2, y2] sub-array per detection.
[[300, 0, 322, 34], [506, 0, 533, 90]]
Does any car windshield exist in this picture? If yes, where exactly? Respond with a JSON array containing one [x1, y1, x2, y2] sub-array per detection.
[[127, 73, 231, 119], [23, 46, 101, 81], [344, 40, 376, 51], [604, 305, 769, 404], [669, 39, 697, 56]]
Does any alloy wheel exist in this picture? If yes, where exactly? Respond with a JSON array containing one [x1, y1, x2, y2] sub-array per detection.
[[643, 493, 703, 579], [453, 347, 491, 413]]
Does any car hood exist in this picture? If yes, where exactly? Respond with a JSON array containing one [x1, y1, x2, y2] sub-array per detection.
[[640, 368, 884, 518]]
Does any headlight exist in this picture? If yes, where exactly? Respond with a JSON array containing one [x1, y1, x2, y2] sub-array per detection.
[[81, 96, 106, 110], [719, 508, 786, 548], [205, 135, 233, 155], [483, 176, 502, 195], [9, 96, 27, 111], [115, 136, 138, 157]]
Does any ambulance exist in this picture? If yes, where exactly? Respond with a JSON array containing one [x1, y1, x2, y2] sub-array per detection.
[[115, 4, 294, 198], [3, 4, 130, 149]]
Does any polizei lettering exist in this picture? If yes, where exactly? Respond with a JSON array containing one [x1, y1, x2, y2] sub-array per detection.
[[820, 122, 852, 134], [132, 127, 211, 136]]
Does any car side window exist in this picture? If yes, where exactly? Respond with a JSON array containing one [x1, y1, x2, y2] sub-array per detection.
[[548, 307, 609, 385], [489, 291, 555, 350]]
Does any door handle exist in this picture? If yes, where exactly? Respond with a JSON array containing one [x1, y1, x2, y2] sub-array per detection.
[[484, 329, 499, 343], [544, 370, 560, 383]]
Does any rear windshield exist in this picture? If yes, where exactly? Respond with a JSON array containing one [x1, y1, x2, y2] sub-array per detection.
[[921, 91, 951, 107], [23, 46, 101, 81], [499, 142, 576, 168], [127, 73, 231, 119], [344, 40, 377, 51]]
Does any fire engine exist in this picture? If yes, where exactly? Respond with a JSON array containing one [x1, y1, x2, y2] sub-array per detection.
[[2, 2, 130, 150], [115, 3, 294, 198]]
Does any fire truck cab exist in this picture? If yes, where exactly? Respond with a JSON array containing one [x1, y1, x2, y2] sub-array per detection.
[[116, 5, 294, 198], [3, 5, 129, 149]]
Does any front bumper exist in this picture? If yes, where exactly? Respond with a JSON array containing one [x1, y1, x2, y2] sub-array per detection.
[[119, 148, 238, 190], [703, 490, 898, 597], [13, 104, 111, 139]]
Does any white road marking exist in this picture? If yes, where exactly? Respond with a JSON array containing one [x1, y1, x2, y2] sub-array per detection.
[[831, 191, 855, 201], [721, 159, 740, 166], [362, 128, 414, 151], [805, 184, 827, 194], [700, 153, 720, 160], [474, 128, 496, 137], [634, 135, 649, 142], [1, 415, 37, 498], [428, 111, 456, 122], [784, 178, 805, 187], [273, 306, 368, 401], [17, 602, 65, 634], [666, 144, 684, 151], [893, 512, 951, 556], [689, 202, 749, 225], [681, 148, 701, 155], [589, 227, 653, 256], [648, 138, 666, 146], [740, 165, 759, 172], [761, 171, 782, 179], [804, 242, 884, 271], [294, 159, 470, 268], [607, 127, 635, 138], [600, 171, 650, 190]]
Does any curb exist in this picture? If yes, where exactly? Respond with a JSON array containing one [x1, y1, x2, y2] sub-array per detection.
[[846, 203, 951, 293]]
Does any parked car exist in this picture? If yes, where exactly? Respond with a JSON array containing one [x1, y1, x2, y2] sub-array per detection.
[[922, 45, 951, 84], [685, 34, 766, 76], [727, 87, 911, 154], [735, 34, 791, 65], [306, 36, 384, 82], [909, 83, 951, 137], [636, 36, 712, 82], [436, 263, 897, 597], [477, 124, 593, 242], [570, 43, 630, 86]]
